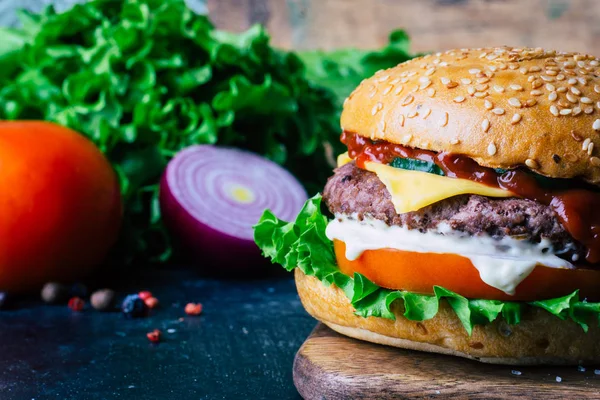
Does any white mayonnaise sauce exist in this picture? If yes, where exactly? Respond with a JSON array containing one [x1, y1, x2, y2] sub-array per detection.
[[325, 215, 573, 295]]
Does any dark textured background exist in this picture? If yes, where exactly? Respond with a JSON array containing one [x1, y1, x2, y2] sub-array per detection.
[[4, 0, 600, 54]]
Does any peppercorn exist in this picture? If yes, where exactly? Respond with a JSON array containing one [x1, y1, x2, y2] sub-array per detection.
[[90, 289, 116, 311], [144, 296, 159, 309], [121, 294, 148, 318], [138, 291, 152, 301], [147, 329, 161, 343], [70, 283, 88, 298], [184, 303, 203, 316], [68, 297, 85, 312], [41, 282, 69, 304], [0, 292, 7, 309]]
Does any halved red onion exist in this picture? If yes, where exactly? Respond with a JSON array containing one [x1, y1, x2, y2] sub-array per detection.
[[160, 145, 307, 271]]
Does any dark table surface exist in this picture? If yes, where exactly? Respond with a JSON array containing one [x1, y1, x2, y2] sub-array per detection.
[[0, 268, 314, 400]]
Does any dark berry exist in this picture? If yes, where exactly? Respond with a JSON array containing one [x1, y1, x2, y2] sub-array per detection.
[[70, 283, 88, 298], [121, 294, 148, 318]]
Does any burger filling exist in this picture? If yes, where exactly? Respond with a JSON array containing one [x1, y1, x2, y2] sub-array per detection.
[[324, 167, 581, 296], [253, 134, 600, 333]]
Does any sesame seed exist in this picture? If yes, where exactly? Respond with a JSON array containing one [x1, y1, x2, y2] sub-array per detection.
[[568, 78, 578, 85], [399, 114, 405, 127], [419, 80, 432, 90], [550, 105, 559, 116], [422, 108, 432, 119], [482, 119, 491, 132], [378, 75, 390, 82], [546, 83, 556, 91], [450, 138, 461, 145], [419, 76, 430, 83], [531, 80, 543, 89], [454, 96, 466, 103], [439, 61, 448, 67], [541, 75, 555, 82], [526, 99, 537, 107], [566, 93, 578, 103], [564, 61, 576, 68], [578, 77, 588, 85], [410, 85, 419, 93], [371, 103, 383, 115], [510, 84, 524, 91], [581, 97, 593, 104], [525, 158, 539, 169], [477, 77, 491, 84], [447, 81, 458, 88], [377, 119, 386, 133], [530, 90, 543, 96], [583, 138, 591, 150], [382, 85, 393, 95], [548, 92, 558, 101], [591, 156, 600, 167], [594, 119, 600, 130], [557, 74, 565, 81], [461, 78, 472, 85], [440, 112, 449, 127], [492, 108, 505, 115], [407, 110, 418, 118], [487, 142, 497, 155], [402, 134, 412, 142], [474, 91, 488, 98], [585, 107, 594, 114], [440, 77, 451, 85], [519, 67, 528, 74], [588, 142, 595, 156], [469, 68, 481, 74], [389, 78, 401, 85], [557, 86, 567, 93], [560, 108, 572, 115], [529, 66, 542, 72], [475, 84, 489, 91], [595, 85, 600, 94], [394, 85, 404, 95], [546, 69, 558, 76], [493, 85, 505, 93], [591, 60, 599, 66], [467, 87, 476, 95], [488, 65, 498, 72], [573, 107, 582, 116], [484, 100, 494, 110], [425, 68, 436, 76], [508, 98, 522, 107], [511, 113, 522, 124], [426, 88, 436, 97], [571, 87, 582, 96], [401, 95, 414, 106]]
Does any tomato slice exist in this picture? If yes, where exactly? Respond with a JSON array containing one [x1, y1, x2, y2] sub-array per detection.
[[334, 240, 600, 301]]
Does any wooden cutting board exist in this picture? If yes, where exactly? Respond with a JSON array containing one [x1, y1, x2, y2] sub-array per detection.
[[293, 323, 600, 399]]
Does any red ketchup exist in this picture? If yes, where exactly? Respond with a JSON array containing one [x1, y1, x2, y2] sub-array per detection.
[[341, 131, 600, 264]]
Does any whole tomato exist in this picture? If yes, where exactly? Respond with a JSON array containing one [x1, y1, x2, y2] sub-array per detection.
[[0, 121, 122, 293]]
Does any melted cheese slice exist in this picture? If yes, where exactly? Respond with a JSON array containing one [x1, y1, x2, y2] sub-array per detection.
[[337, 152, 513, 213]]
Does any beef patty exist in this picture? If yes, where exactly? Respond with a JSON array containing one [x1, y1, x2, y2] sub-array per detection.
[[323, 162, 585, 263]]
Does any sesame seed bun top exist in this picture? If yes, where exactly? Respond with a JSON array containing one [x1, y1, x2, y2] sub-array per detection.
[[341, 46, 600, 184]]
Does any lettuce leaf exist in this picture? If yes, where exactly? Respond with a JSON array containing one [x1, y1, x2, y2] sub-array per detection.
[[253, 195, 600, 334]]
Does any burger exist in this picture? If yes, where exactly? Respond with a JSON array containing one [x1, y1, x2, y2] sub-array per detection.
[[254, 46, 600, 365]]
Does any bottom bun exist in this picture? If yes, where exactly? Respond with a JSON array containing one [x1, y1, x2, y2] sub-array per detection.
[[295, 269, 600, 365]]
